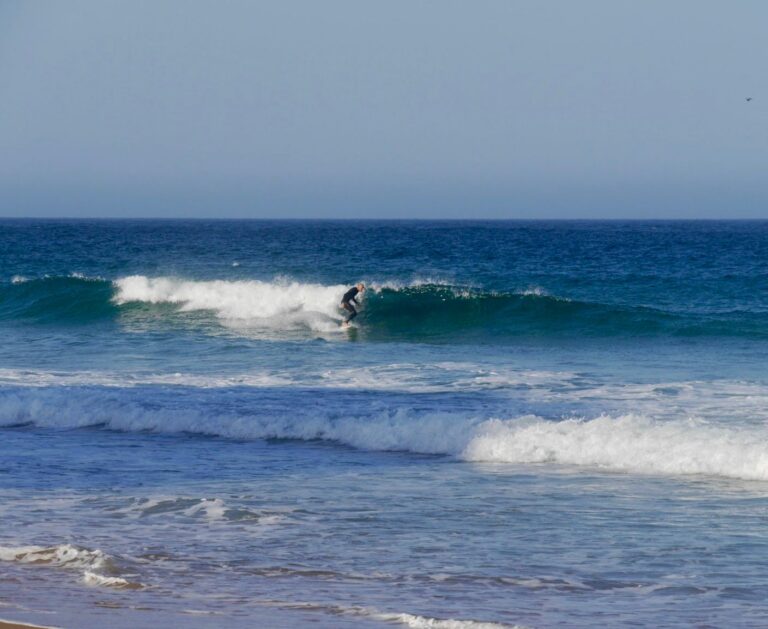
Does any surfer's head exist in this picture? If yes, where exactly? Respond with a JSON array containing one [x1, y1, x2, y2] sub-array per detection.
[[356, 283, 365, 292]]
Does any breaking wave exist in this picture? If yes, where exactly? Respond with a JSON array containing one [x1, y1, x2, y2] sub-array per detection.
[[2, 384, 768, 481], [0, 544, 144, 589], [1, 274, 766, 340], [0, 275, 116, 323]]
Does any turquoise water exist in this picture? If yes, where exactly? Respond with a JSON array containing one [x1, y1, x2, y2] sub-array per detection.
[[1, 220, 768, 628]]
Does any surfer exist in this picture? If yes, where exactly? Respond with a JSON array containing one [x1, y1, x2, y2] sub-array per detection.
[[340, 283, 365, 326]]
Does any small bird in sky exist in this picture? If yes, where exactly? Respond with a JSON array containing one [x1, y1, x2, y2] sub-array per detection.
[[746, 97, 753, 102]]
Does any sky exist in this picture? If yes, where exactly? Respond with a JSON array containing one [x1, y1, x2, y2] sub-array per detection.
[[0, 0, 766, 218]]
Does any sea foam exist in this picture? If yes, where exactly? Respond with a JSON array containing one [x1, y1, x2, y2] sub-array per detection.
[[0, 544, 144, 589], [375, 612, 523, 629], [114, 275, 348, 325], [112, 275, 476, 331], [2, 384, 768, 481]]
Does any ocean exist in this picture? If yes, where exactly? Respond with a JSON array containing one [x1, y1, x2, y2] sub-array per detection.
[[1, 219, 767, 628]]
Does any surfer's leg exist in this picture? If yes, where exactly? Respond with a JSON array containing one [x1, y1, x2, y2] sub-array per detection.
[[342, 302, 357, 323]]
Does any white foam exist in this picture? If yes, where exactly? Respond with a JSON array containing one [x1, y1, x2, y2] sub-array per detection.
[[516, 286, 544, 297], [182, 498, 227, 520], [3, 362, 768, 482], [0, 367, 295, 389], [0, 363, 576, 394], [368, 277, 461, 291], [113, 275, 349, 328], [0, 544, 144, 590], [81, 571, 137, 589], [3, 380, 768, 480], [112, 275, 483, 332], [375, 613, 524, 629], [68, 272, 104, 282], [257, 599, 526, 629], [0, 544, 109, 571], [109, 496, 216, 518], [467, 413, 768, 480], [9, 273, 103, 284]]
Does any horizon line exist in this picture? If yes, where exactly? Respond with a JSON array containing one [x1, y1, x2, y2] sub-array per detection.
[[1, 216, 767, 222]]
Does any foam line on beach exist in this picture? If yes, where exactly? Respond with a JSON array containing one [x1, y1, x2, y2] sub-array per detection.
[[255, 598, 527, 629]]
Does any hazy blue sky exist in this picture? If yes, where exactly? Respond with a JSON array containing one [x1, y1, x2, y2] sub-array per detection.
[[1, 1, 766, 218]]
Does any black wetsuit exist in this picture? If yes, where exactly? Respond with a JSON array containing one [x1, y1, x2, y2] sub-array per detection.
[[341, 287, 360, 323]]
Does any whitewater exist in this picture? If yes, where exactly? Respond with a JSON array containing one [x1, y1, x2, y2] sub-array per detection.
[[3, 373, 768, 481], [2, 220, 768, 628]]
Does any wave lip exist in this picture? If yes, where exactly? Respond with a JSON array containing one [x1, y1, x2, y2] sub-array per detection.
[[0, 275, 115, 323]]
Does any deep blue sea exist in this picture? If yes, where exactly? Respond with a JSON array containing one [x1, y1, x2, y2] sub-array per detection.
[[2, 220, 768, 628]]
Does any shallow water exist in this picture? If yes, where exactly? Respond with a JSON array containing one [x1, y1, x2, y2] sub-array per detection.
[[1, 220, 768, 628]]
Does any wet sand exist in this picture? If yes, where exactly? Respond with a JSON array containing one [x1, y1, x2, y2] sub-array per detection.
[[0, 620, 56, 629]]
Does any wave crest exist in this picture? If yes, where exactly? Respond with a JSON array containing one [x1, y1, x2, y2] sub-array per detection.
[[0, 544, 144, 589], [2, 384, 768, 481], [463, 414, 768, 479], [1, 274, 765, 340], [114, 275, 347, 322]]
